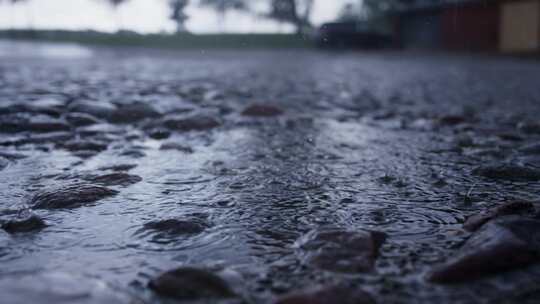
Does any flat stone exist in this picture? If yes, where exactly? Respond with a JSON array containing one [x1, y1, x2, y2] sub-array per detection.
[[99, 164, 137, 172], [518, 121, 540, 134], [275, 285, 375, 304], [0, 152, 27, 160], [428, 216, 540, 283], [65, 112, 101, 127], [159, 142, 193, 153], [68, 100, 118, 120], [473, 164, 540, 181], [295, 228, 386, 273], [0, 272, 140, 304], [519, 143, 540, 155], [162, 114, 220, 132], [31, 184, 118, 209], [242, 104, 284, 117], [147, 128, 171, 140], [464, 201, 536, 231], [1, 214, 47, 233], [85, 173, 142, 187], [0, 157, 7, 171], [149, 267, 236, 300], [143, 216, 209, 237], [110, 103, 161, 123], [0, 114, 70, 133], [438, 114, 467, 126], [59, 139, 108, 152]]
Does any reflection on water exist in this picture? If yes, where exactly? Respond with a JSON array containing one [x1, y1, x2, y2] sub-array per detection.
[[0, 40, 93, 59]]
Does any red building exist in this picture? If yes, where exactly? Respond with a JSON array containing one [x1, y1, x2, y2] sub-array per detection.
[[395, 0, 540, 53]]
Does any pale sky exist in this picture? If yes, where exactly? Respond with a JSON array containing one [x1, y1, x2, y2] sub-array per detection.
[[0, 0, 348, 33]]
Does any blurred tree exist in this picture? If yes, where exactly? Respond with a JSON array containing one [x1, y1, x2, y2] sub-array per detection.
[[99, 0, 130, 31], [266, 0, 314, 35], [168, 0, 190, 33], [198, 0, 247, 32], [338, 0, 412, 34]]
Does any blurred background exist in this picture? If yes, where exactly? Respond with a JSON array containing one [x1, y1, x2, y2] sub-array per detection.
[[1, 0, 538, 54]]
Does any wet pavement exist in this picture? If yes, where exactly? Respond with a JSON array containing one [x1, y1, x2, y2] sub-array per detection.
[[1, 41, 540, 303]]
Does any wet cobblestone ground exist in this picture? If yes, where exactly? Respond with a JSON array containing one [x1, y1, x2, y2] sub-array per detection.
[[1, 44, 540, 303]]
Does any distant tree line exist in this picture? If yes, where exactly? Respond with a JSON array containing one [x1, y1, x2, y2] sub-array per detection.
[[1, 0, 419, 34]]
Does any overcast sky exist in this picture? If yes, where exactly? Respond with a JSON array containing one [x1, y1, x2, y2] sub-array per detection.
[[0, 0, 347, 33]]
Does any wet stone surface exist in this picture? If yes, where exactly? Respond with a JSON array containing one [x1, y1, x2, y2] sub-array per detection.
[[30, 184, 118, 209], [148, 267, 236, 300], [2, 47, 540, 303], [0, 272, 141, 304]]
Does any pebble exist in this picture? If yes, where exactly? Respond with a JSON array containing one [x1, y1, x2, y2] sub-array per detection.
[[31, 184, 118, 209], [68, 100, 118, 120], [99, 164, 137, 172], [295, 228, 386, 273], [1, 214, 47, 233], [519, 143, 540, 155], [149, 267, 236, 300], [143, 216, 210, 236], [60, 139, 108, 152], [110, 103, 162, 123], [428, 216, 540, 283], [159, 142, 194, 153], [0, 114, 70, 133], [85, 173, 142, 187], [65, 112, 101, 127], [472, 164, 540, 181], [162, 114, 220, 132], [518, 121, 540, 134], [147, 128, 171, 140], [242, 104, 284, 117], [464, 201, 536, 231], [275, 285, 375, 304]]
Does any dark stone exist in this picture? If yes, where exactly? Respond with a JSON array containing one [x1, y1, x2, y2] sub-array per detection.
[[148, 128, 171, 140], [85, 173, 142, 187], [428, 216, 540, 283], [0, 114, 70, 133], [518, 121, 540, 134], [59, 139, 108, 152], [275, 285, 375, 304], [519, 143, 540, 155], [464, 201, 536, 231], [31, 184, 118, 209], [159, 143, 193, 153], [149, 267, 235, 300], [295, 228, 386, 273], [68, 100, 117, 120], [472, 164, 540, 181], [438, 114, 467, 126], [110, 103, 162, 123], [0, 272, 139, 304], [0, 157, 7, 171], [0, 152, 27, 160], [119, 149, 146, 158], [99, 164, 137, 172], [77, 123, 123, 136], [143, 217, 209, 236], [65, 112, 101, 127], [1, 214, 47, 233], [27, 115, 71, 133], [163, 114, 220, 132], [242, 104, 284, 117]]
